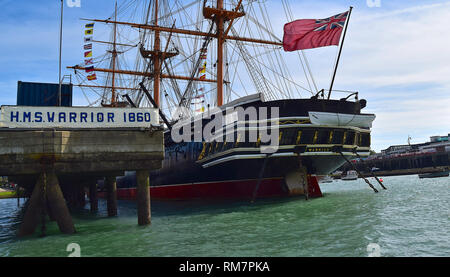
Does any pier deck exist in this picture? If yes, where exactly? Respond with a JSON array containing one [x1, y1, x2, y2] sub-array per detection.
[[0, 128, 163, 177]]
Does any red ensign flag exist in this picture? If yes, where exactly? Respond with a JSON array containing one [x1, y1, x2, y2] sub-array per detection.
[[283, 11, 349, 51]]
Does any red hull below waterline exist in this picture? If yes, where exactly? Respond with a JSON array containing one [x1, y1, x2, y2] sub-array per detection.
[[100, 176, 323, 201]]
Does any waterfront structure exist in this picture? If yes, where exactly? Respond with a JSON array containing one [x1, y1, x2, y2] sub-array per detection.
[[0, 106, 163, 236], [343, 134, 450, 176], [380, 134, 450, 157]]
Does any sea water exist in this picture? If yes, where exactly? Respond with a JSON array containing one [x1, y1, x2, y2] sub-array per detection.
[[0, 175, 448, 257]]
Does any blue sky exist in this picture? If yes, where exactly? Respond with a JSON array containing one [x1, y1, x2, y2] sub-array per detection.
[[0, 0, 449, 152]]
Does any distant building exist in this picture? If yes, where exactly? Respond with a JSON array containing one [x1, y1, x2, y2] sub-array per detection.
[[381, 145, 412, 155], [380, 133, 450, 156], [346, 133, 450, 173], [430, 134, 450, 143]]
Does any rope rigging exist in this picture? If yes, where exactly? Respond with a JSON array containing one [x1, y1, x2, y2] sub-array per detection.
[[70, 0, 322, 121]]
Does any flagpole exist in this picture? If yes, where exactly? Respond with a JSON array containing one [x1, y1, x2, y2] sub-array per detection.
[[327, 6, 353, 100], [58, 0, 64, 106]]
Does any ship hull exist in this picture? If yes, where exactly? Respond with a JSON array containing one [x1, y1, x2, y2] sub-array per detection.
[[112, 96, 374, 201], [109, 176, 322, 201]]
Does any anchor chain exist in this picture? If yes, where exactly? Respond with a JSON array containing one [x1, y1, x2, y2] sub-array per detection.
[[332, 146, 378, 193], [352, 149, 387, 190]]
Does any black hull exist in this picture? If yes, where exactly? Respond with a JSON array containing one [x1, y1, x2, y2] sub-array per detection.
[[117, 96, 374, 194]]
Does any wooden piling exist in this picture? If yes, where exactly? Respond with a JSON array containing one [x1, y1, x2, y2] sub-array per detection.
[[46, 170, 76, 234], [136, 170, 151, 226], [18, 173, 45, 237], [19, 170, 75, 236], [63, 184, 76, 210], [78, 186, 86, 208], [46, 199, 57, 222], [89, 182, 98, 213], [106, 176, 118, 217]]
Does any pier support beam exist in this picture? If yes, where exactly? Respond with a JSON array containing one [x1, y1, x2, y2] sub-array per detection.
[[18, 170, 75, 237], [46, 170, 76, 234], [106, 176, 118, 217], [89, 182, 98, 213], [136, 170, 151, 226], [18, 174, 45, 237], [76, 186, 86, 208]]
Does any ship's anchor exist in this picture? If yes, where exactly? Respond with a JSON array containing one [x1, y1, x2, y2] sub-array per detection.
[[332, 146, 379, 193]]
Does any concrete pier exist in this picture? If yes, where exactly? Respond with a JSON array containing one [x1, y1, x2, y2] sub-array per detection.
[[0, 128, 163, 236], [18, 173, 46, 237], [45, 169, 76, 234], [137, 170, 151, 226], [106, 176, 118, 217]]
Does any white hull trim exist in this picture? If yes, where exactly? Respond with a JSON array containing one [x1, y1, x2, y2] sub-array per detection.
[[201, 151, 368, 168]]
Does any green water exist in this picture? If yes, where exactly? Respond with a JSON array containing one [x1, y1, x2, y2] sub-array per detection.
[[0, 175, 448, 257]]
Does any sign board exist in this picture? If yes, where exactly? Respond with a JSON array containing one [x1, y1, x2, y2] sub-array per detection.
[[0, 106, 160, 129]]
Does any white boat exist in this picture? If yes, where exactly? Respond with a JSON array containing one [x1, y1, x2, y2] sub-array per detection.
[[309, 112, 376, 128], [341, 170, 358, 181], [320, 175, 334, 183]]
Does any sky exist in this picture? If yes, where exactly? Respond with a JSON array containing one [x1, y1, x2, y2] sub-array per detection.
[[0, 0, 449, 152]]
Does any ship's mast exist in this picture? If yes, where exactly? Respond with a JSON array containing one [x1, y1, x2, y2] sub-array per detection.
[[153, 0, 161, 106], [216, 0, 225, 107], [111, 1, 118, 104], [203, 0, 245, 107], [76, 0, 283, 108]]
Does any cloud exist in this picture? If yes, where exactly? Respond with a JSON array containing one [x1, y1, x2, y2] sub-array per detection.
[[1, 1, 449, 152], [339, 3, 450, 88], [282, 2, 450, 151], [354, 1, 450, 21]]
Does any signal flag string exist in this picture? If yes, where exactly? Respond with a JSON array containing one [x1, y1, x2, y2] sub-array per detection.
[[84, 23, 97, 81]]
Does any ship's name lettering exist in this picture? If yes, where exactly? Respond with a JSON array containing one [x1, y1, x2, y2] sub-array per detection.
[[307, 147, 331, 152], [9, 111, 152, 123]]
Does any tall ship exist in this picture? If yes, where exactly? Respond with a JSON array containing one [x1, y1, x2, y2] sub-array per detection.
[[69, 0, 375, 201]]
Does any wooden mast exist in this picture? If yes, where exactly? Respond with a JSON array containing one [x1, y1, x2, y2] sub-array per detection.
[[75, 1, 282, 107], [216, 0, 225, 107], [111, 1, 118, 105], [153, 0, 161, 106]]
